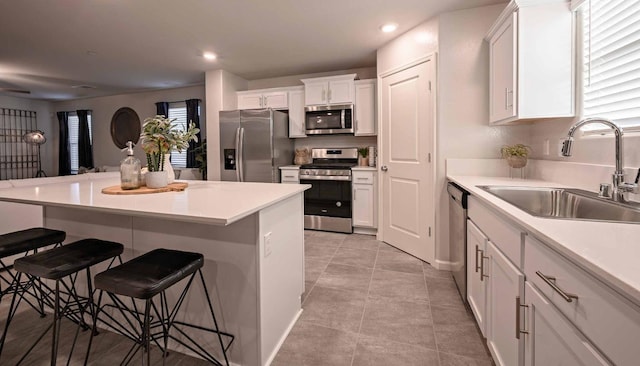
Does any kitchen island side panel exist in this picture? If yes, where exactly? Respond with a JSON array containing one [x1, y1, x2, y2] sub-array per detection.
[[258, 193, 304, 365]]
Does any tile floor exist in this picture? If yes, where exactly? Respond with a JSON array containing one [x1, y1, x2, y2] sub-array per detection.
[[272, 230, 493, 366]]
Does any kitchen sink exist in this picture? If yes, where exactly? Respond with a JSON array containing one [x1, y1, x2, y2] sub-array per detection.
[[478, 186, 640, 224]]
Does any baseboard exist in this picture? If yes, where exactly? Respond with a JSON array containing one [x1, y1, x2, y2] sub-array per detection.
[[264, 308, 303, 366], [352, 227, 377, 235], [433, 259, 454, 271]]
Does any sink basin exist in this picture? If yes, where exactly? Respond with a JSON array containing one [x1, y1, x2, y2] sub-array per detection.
[[478, 186, 640, 224]]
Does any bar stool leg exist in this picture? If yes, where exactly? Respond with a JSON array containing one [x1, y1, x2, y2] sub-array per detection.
[[199, 269, 231, 366], [51, 280, 61, 365], [0, 272, 23, 357], [143, 299, 151, 366]]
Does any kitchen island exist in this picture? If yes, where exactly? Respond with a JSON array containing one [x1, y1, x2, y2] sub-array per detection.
[[0, 178, 309, 366]]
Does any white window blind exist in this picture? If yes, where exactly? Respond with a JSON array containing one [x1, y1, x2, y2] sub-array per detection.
[[68, 112, 92, 174], [168, 102, 188, 168], [582, 0, 640, 132]]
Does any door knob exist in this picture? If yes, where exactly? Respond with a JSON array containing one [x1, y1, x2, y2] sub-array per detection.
[[381, 166, 388, 172]]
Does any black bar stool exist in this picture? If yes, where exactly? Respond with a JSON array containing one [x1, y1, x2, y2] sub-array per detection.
[[87, 248, 234, 366], [3, 238, 123, 365], [0, 228, 66, 352]]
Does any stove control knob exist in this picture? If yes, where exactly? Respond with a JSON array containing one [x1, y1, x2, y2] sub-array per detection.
[[336, 201, 342, 207]]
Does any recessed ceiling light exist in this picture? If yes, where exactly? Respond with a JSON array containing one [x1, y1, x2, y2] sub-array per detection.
[[380, 23, 398, 33], [203, 52, 217, 61]]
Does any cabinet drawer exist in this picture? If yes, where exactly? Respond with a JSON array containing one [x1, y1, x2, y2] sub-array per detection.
[[468, 196, 523, 268], [525, 236, 640, 366], [281, 169, 299, 183], [352, 171, 374, 185]]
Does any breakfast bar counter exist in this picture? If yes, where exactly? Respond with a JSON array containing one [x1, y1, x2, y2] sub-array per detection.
[[0, 178, 309, 366]]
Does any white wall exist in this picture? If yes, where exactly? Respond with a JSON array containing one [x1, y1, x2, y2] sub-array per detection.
[[377, 18, 439, 76], [205, 69, 248, 181], [435, 4, 531, 265], [53, 85, 206, 168], [529, 118, 640, 171], [0, 95, 55, 176], [377, 3, 531, 267]]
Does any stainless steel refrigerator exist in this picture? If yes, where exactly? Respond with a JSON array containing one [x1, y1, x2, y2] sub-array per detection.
[[219, 109, 293, 183]]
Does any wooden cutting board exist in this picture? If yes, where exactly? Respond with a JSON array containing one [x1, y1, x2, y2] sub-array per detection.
[[101, 182, 188, 195]]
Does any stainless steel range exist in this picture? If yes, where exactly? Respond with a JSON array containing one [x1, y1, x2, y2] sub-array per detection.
[[300, 148, 358, 233]]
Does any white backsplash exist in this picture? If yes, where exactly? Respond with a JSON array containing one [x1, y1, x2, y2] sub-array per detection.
[[446, 158, 640, 201]]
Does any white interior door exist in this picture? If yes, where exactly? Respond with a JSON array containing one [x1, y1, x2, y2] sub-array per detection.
[[380, 59, 435, 263]]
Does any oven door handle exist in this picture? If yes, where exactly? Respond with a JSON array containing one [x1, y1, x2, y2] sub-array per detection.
[[300, 175, 352, 182]]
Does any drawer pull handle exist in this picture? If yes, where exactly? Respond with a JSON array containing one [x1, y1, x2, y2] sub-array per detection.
[[480, 250, 489, 281], [475, 245, 481, 273], [536, 271, 579, 303], [516, 296, 529, 339], [357, 177, 368, 180], [284, 175, 295, 178]]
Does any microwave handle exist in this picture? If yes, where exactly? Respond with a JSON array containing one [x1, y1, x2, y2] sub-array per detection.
[[341, 109, 345, 129]]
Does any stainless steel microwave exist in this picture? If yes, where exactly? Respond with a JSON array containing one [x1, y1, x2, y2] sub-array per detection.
[[305, 104, 354, 135]]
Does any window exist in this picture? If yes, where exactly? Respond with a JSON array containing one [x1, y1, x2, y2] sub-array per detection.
[[580, 0, 640, 132], [168, 102, 188, 168], [68, 112, 92, 174]]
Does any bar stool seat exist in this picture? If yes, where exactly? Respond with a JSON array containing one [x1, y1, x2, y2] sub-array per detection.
[[4, 238, 123, 365], [15, 238, 124, 280], [94, 249, 203, 299], [0, 228, 66, 258]]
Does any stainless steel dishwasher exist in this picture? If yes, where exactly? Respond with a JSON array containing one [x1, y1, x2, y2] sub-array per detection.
[[448, 182, 469, 303]]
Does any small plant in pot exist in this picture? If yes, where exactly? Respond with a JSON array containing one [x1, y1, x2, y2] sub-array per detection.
[[357, 147, 370, 166], [140, 115, 199, 188], [501, 144, 530, 169]]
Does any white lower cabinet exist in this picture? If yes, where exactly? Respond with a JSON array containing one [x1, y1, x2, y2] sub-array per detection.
[[280, 167, 299, 183], [352, 170, 376, 229], [465, 193, 640, 366], [486, 240, 524, 366], [524, 282, 610, 366], [467, 219, 487, 336]]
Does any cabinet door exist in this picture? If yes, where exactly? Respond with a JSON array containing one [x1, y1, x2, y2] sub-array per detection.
[[238, 93, 263, 110], [486, 240, 524, 366], [524, 282, 611, 366], [489, 12, 517, 124], [264, 91, 288, 109], [353, 183, 374, 227], [328, 79, 355, 104], [467, 220, 487, 336], [355, 81, 376, 136], [288, 89, 306, 138], [304, 81, 328, 105]]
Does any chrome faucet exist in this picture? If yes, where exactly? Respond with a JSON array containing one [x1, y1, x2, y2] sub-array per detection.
[[561, 117, 638, 201]]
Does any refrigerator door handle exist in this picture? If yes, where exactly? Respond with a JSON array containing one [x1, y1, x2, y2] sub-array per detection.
[[234, 127, 242, 182], [238, 127, 245, 182]]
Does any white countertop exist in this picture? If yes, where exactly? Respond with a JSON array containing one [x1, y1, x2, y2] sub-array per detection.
[[448, 175, 640, 306], [351, 166, 377, 171], [279, 165, 300, 170], [0, 179, 310, 226]]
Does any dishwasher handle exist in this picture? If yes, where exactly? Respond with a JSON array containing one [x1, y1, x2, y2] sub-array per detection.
[[447, 182, 468, 208]]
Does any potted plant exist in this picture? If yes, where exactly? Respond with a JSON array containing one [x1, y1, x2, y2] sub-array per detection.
[[194, 139, 207, 180], [140, 115, 199, 188], [357, 147, 369, 166], [501, 143, 530, 168]]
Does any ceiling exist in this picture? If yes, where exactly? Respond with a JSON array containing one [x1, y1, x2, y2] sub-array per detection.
[[0, 0, 504, 101]]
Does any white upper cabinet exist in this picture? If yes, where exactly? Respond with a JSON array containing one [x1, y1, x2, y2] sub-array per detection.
[[301, 74, 357, 106], [486, 0, 574, 125], [287, 87, 306, 138], [237, 90, 288, 110], [354, 79, 377, 136]]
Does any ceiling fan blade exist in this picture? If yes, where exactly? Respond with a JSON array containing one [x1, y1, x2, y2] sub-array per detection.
[[0, 87, 31, 94]]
